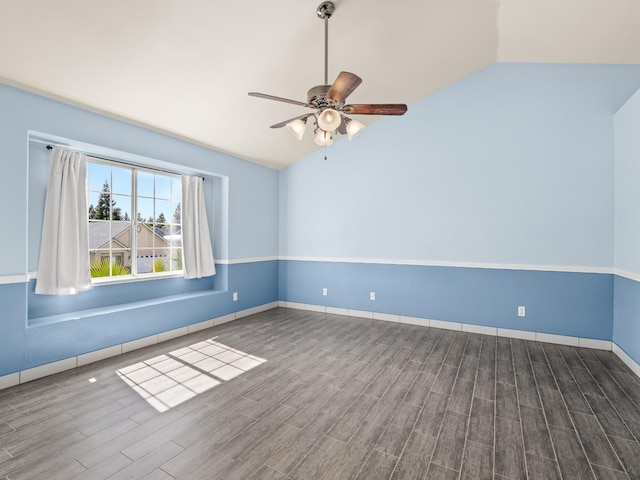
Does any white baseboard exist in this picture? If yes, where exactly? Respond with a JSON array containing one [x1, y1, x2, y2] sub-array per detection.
[[77, 344, 122, 367], [432, 319, 463, 332], [279, 302, 613, 352], [612, 343, 640, 378], [20, 357, 77, 384], [326, 306, 349, 316], [577, 338, 612, 350], [0, 301, 278, 391], [188, 319, 215, 333], [349, 309, 374, 319], [498, 328, 536, 341], [5, 301, 628, 392], [0, 372, 19, 390], [535, 332, 579, 346], [462, 324, 497, 336], [122, 334, 159, 354], [374, 312, 401, 323], [400, 315, 430, 328]]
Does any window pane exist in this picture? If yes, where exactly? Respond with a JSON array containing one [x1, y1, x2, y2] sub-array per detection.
[[112, 194, 131, 221], [112, 167, 132, 195], [171, 248, 183, 271], [90, 255, 111, 278], [137, 197, 154, 223], [112, 220, 132, 248], [155, 174, 171, 200], [88, 163, 110, 192], [153, 251, 169, 273], [166, 228, 181, 247], [137, 171, 154, 198], [88, 160, 187, 282], [155, 199, 171, 224], [137, 252, 153, 273], [111, 249, 131, 276], [172, 177, 182, 201], [89, 192, 114, 220], [137, 224, 153, 253], [171, 201, 181, 224], [88, 191, 101, 219], [88, 220, 107, 251]]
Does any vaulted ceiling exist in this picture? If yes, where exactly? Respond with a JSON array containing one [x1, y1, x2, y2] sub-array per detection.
[[1, 0, 639, 169]]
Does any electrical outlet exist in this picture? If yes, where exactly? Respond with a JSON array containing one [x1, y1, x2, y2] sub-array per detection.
[[370, 292, 376, 301], [323, 288, 328, 296], [233, 292, 238, 302], [518, 306, 525, 317]]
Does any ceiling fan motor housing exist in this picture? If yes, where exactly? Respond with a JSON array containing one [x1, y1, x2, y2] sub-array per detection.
[[307, 84, 342, 109]]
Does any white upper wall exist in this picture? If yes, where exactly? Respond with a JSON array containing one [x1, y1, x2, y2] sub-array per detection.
[[280, 64, 640, 269], [498, 0, 640, 64], [614, 87, 640, 276]]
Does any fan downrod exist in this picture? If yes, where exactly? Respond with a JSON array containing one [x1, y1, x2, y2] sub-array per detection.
[[316, 1, 335, 20]]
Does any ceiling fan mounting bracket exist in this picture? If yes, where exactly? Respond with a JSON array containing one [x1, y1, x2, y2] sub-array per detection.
[[316, 2, 335, 20]]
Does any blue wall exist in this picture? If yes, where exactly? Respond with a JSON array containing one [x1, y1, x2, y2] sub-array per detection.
[[279, 64, 640, 347], [613, 277, 640, 365], [613, 87, 640, 364], [0, 82, 280, 377], [280, 260, 613, 340]]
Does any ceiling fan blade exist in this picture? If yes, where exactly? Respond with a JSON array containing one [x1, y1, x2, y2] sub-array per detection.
[[270, 113, 313, 129], [343, 104, 408, 115], [326, 72, 362, 105], [248, 92, 313, 108]]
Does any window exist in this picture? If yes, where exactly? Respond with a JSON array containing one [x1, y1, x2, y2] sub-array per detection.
[[88, 159, 183, 280]]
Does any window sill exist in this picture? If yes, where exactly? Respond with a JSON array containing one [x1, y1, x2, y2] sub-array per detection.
[[91, 271, 184, 287], [28, 289, 223, 328]]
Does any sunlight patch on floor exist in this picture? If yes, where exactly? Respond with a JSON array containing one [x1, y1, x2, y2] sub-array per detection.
[[116, 337, 266, 412]]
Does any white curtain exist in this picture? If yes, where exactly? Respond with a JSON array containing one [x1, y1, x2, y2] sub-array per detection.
[[35, 148, 92, 295], [181, 175, 215, 279]]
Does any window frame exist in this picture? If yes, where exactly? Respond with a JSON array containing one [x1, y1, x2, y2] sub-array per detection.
[[87, 156, 184, 285]]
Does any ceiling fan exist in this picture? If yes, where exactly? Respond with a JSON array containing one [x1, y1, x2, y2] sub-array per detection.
[[248, 1, 407, 147]]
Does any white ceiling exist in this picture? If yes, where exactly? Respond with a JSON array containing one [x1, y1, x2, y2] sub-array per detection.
[[1, 0, 639, 169]]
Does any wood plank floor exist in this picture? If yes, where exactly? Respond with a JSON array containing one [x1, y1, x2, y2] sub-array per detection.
[[1, 308, 640, 479]]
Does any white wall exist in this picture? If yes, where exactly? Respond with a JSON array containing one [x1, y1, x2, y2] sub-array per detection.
[[280, 64, 640, 269], [613, 86, 640, 365], [614, 88, 640, 276]]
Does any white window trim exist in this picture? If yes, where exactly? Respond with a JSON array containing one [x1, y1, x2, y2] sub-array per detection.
[[91, 270, 184, 286]]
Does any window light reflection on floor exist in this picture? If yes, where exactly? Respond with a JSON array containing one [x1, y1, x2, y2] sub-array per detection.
[[116, 337, 267, 412]]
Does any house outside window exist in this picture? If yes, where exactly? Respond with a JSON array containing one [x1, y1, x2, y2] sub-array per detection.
[[88, 159, 183, 280]]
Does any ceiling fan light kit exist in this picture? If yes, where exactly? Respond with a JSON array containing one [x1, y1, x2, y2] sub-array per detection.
[[314, 130, 333, 146], [317, 108, 341, 131], [248, 1, 407, 150], [286, 117, 307, 141], [346, 118, 365, 140]]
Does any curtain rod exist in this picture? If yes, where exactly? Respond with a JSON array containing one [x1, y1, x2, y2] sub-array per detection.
[[44, 144, 205, 180]]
